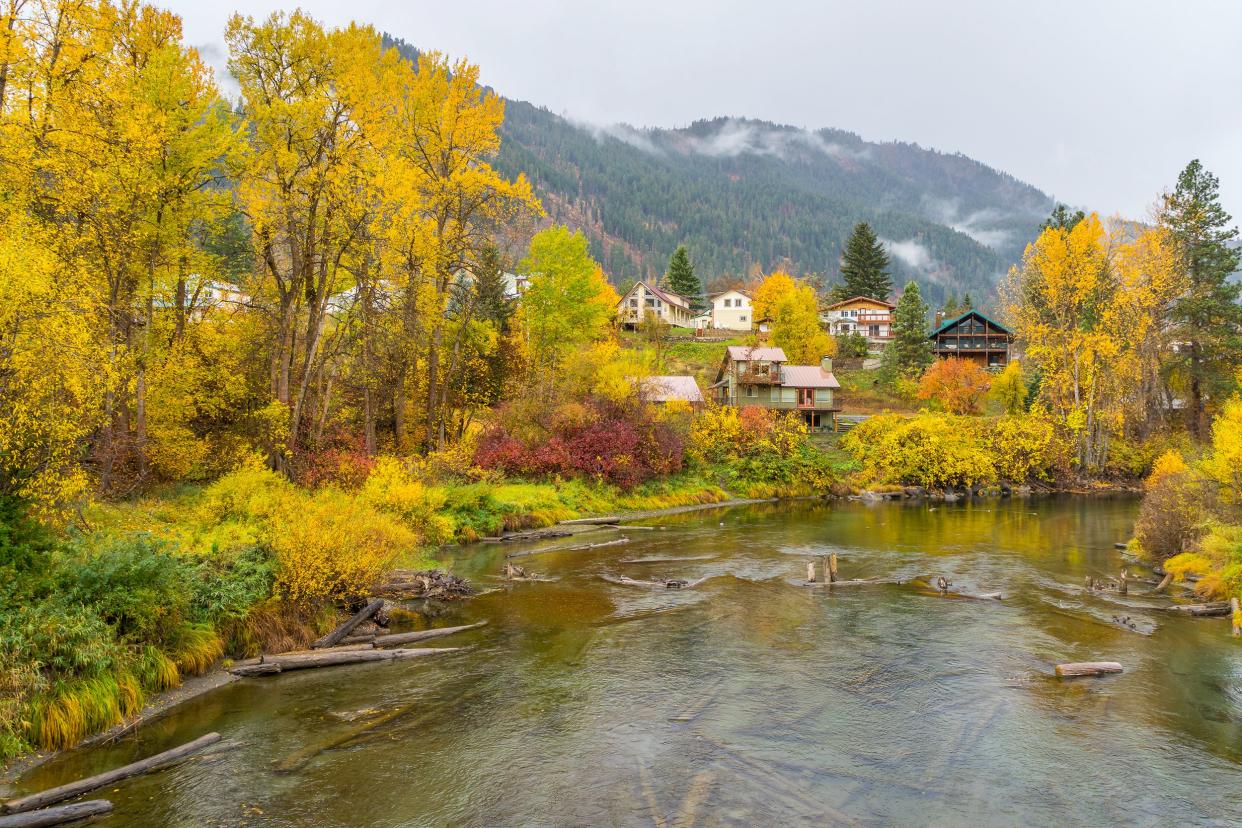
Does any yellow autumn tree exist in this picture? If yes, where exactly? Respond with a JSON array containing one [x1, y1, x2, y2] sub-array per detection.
[[752, 271, 835, 363], [1002, 214, 1181, 473]]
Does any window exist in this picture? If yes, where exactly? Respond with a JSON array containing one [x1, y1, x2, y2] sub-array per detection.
[[745, 385, 758, 398], [780, 387, 796, 403], [798, 388, 814, 407], [740, 315, 747, 322]]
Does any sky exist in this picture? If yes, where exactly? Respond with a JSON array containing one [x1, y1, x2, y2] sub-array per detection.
[[164, 0, 1242, 222]]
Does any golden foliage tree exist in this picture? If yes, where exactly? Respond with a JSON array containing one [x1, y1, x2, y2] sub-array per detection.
[[752, 271, 834, 363]]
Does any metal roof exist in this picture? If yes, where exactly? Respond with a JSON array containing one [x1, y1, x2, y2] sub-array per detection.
[[824, 295, 895, 310], [780, 365, 841, 389], [725, 345, 787, 362], [929, 309, 1012, 337], [641, 375, 705, 403]]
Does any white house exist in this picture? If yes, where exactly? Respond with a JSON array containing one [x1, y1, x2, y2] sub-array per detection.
[[709, 289, 753, 331], [821, 296, 895, 344], [617, 281, 694, 328]]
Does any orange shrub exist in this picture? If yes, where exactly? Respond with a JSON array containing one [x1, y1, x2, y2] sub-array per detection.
[[917, 358, 992, 414]]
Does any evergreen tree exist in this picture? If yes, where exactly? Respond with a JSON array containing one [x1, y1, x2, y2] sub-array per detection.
[[837, 222, 893, 301], [941, 293, 960, 318], [665, 245, 702, 309], [960, 292, 974, 311], [1042, 203, 1086, 232], [880, 280, 933, 380], [475, 244, 514, 332], [1159, 160, 1242, 438]]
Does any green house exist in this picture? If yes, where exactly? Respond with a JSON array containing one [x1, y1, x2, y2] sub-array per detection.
[[711, 346, 841, 432]]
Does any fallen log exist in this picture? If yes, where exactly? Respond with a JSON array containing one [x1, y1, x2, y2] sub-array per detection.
[[372, 620, 488, 648], [1149, 571, 1174, 595], [506, 537, 629, 559], [2, 733, 220, 814], [620, 555, 716, 564], [559, 516, 621, 525], [797, 577, 898, 588], [229, 662, 283, 678], [372, 570, 473, 600], [1055, 661, 1123, 678], [313, 599, 384, 649], [601, 574, 705, 589], [1165, 602, 1231, 617], [616, 525, 657, 530], [0, 801, 113, 827], [275, 703, 417, 773]]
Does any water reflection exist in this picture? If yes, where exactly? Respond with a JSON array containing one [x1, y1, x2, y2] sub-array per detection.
[[12, 496, 1242, 827]]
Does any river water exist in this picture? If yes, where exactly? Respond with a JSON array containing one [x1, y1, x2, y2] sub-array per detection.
[[12, 497, 1242, 826]]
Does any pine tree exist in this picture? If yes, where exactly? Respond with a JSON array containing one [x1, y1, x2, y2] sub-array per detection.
[[880, 280, 933, 380], [960, 292, 973, 311], [1042, 203, 1086, 232], [1159, 160, 1242, 438], [837, 221, 892, 301], [941, 294, 960, 318], [475, 244, 514, 332], [665, 245, 702, 309]]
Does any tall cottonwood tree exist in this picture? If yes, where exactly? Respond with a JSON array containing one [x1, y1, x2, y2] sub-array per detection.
[[1159, 160, 1242, 439]]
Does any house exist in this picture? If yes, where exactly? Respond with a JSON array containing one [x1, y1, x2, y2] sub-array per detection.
[[708, 289, 754, 331], [711, 346, 841, 432], [821, 296, 895, 344], [617, 281, 694, 329], [639, 375, 705, 407], [929, 309, 1013, 368]]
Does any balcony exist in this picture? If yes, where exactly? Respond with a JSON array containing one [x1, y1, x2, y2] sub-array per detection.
[[738, 368, 782, 385]]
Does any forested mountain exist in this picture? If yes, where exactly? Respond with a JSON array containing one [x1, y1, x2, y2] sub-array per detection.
[[387, 39, 1055, 306]]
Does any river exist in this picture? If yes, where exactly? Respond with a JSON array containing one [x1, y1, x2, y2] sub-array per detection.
[[11, 496, 1242, 826]]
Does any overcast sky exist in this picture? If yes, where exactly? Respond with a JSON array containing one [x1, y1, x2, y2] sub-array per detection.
[[164, 0, 1242, 222]]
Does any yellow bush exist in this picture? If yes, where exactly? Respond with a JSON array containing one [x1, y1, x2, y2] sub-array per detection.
[[1147, 449, 1190, 489], [1164, 552, 1212, 582], [1201, 395, 1242, 503], [989, 414, 1058, 482], [361, 457, 454, 544], [841, 413, 995, 489], [687, 404, 744, 465]]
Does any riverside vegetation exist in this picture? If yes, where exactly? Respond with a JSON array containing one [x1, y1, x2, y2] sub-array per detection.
[[1, 0, 1240, 765]]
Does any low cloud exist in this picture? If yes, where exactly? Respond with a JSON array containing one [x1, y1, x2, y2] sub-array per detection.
[[921, 196, 1016, 250], [882, 237, 932, 270], [572, 119, 662, 154], [681, 119, 862, 162], [573, 116, 865, 163]]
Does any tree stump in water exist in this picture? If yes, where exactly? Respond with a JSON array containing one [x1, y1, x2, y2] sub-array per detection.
[[829, 553, 839, 583], [806, 562, 816, 583], [1055, 661, 1123, 678], [1233, 598, 1241, 637]]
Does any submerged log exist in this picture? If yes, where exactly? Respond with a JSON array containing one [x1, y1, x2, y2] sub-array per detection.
[[620, 555, 716, 564], [2, 733, 221, 814], [275, 702, 418, 773], [230, 647, 459, 677], [506, 537, 629, 559], [1165, 602, 1232, 617], [1055, 661, 1123, 678], [601, 574, 705, 589], [372, 621, 488, 648], [313, 599, 384, 649], [0, 801, 113, 827]]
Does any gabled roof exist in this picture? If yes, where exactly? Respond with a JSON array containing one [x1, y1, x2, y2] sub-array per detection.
[[711, 288, 752, 299], [929, 309, 1012, 337], [725, 346, 786, 362], [824, 295, 895, 310], [640, 375, 704, 403], [622, 280, 691, 309], [780, 365, 840, 389]]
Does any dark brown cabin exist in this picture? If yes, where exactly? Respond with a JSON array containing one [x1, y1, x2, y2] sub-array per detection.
[[928, 310, 1012, 368]]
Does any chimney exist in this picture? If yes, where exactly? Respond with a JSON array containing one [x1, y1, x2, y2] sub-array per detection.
[[934, 310, 945, 329], [821, 356, 833, 374]]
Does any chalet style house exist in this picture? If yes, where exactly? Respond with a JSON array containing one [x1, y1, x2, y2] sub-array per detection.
[[711, 346, 841, 432], [929, 310, 1013, 368], [821, 296, 895, 344], [617, 281, 694, 329]]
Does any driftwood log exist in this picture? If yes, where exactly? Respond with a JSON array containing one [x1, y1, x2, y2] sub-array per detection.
[[1165, 602, 1232, 617], [505, 537, 629, 559], [1149, 571, 1174, 595], [313, 599, 384, 649], [620, 555, 715, 564], [372, 621, 488, 648], [2, 733, 221, 814], [601, 575, 705, 589], [229, 647, 459, 677], [1055, 661, 1123, 678], [373, 570, 473, 600], [275, 702, 418, 773], [559, 516, 621, 525], [0, 801, 114, 827]]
